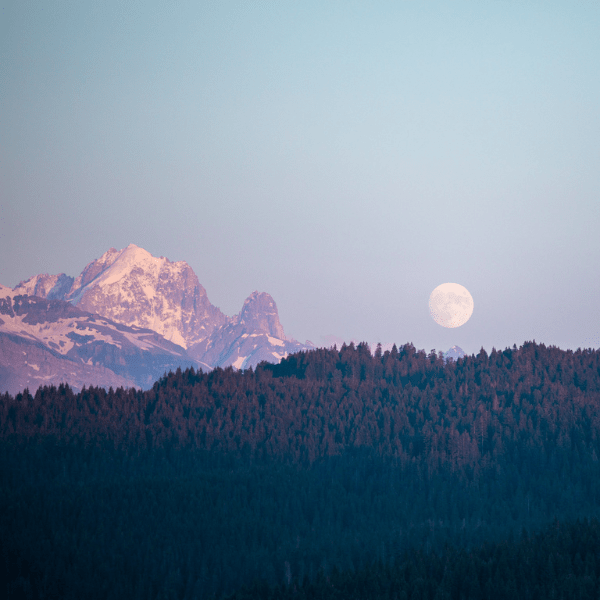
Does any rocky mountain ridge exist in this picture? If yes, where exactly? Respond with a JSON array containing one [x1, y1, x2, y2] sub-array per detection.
[[0, 291, 198, 393], [2, 245, 313, 394], [14, 244, 228, 350]]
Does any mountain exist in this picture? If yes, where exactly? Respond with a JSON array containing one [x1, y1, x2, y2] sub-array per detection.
[[191, 291, 308, 370], [3, 245, 312, 393], [14, 244, 228, 349], [0, 288, 201, 394], [444, 345, 466, 361], [12, 273, 74, 300]]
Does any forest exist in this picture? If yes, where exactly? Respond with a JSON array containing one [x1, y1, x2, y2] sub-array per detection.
[[2, 341, 600, 598]]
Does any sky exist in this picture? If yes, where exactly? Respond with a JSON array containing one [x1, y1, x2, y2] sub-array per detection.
[[2, 1, 600, 356]]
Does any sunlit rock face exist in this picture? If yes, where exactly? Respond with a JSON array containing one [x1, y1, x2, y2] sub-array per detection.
[[238, 291, 286, 340], [64, 244, 229, 350], [15, 245, 228, 350], [190, 291, 310, 370]]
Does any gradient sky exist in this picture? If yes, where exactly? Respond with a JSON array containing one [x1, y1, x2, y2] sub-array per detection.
[[2, 1, 600, 355]]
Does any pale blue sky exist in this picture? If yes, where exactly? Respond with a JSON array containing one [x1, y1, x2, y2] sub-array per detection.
[[2, 1, 600, 354]]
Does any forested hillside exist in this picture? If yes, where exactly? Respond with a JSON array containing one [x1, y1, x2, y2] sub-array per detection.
[[229, 518, 600, 600], [2, 341, 600, 598]]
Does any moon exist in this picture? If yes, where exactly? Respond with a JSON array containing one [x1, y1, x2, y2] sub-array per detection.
[[429, 283, 474, 328]]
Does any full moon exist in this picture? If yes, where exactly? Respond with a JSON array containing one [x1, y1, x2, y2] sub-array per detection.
[[429, 283, 474, 328]]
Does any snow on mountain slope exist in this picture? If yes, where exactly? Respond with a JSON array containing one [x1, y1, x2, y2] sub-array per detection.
[[0, 284, 14, 298], [0, 295, 184, 357], [31, 244, 228, 349], [14, 273, 75, 300], [11, 246, 220, 350], [0, 291, 202, 394], [0, 332, 135, 395]]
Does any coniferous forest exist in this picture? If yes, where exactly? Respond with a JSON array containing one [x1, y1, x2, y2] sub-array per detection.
[[3, 341, 600, 598]]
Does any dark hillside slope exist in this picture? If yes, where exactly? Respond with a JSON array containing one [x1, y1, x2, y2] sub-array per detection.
[[2, 342, 600, 598]]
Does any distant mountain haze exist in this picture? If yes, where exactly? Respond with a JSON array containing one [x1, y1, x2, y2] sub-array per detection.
[[2, 245, 313, 394], [444, 345, 466, 361]]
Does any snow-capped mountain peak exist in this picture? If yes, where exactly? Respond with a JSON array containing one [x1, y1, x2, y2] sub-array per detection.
[[62, 244, 226, 349], [444, 345, 466, 361], [67, 244, 159, 303]]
